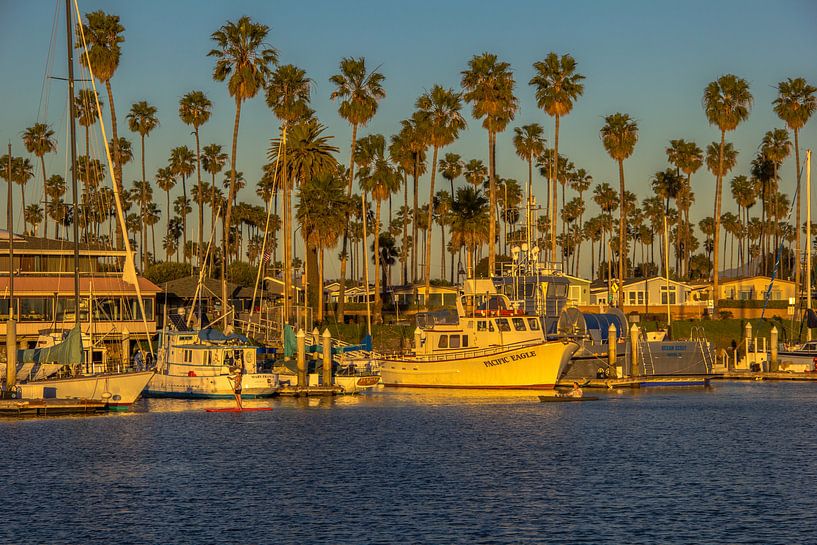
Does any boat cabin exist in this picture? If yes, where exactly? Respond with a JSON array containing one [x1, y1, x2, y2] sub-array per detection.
[[159, 330, 258, 376]]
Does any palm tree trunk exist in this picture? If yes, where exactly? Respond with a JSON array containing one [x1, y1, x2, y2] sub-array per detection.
[[551, 115, 560, 261], [713, 131, 725, 310], [425, 145, 439, 307], [618, 159, 626, 305], [794, 128, 802, 310], [412, 154, 419, 284], [195, 128, 203, 271], [139, 133, 147, 269], [336, 122, 358, 324], [103, 79, 125, 249], [488, 128, 496, 275], [222, 96, 242, 331], [402, 171, 408, 285], [374, 198, 382, 321]]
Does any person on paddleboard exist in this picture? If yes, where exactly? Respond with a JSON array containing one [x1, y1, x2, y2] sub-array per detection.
[[230, 360, 244, 410]]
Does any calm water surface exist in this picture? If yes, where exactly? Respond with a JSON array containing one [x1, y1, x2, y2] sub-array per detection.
[[1, 381, 816, 544]]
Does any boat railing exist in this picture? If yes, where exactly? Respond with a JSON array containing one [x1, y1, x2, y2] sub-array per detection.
[[381, 340, 544, 363]]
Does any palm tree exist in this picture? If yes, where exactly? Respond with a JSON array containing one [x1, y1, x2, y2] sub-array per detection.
[[209, 15, 277, 328], [513, 123, 546, 247], [450, 186, 490, 278], [201, 143, 228, 233], [569, 168, 592, 275], [77, 11, 125, 197], [24, 204, 43, 236], [774, 77, 817, 299], [464, 159, 487, 188], [666, 139, 703, 275], [389, 130, 417, 284], [22, 123, 57, 238], [156, 166, 176, 240], [126, 100, 158, 266], [593, 182, 618, 283], [731, 174, 756, 273], [703, 74, 752, 307], [9, 156, 34, 214], [529, 52, 585, 260], [329, 57, 385, 323], [131, 179, 153, 268], [179, 90, 213, 268], [461, 52, 518, 275], [651, 169, 683, 276], [356, 134, 401, 318], [145, 201, 161, 262], [434, 190, 453, 280], [269, 119, 338, 316], [267, 63, 313, 324], [415, 85, 466, 303], [759, 129, 792, 271], [169, 146, 196, 265], [600, 113, 638, 301], [438, 152, 464, 196]]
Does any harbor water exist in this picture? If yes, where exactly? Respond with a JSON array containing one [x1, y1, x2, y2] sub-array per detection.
[[1, 381, 816, 544]]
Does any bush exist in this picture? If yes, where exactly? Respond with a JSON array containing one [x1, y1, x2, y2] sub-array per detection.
[[144, 261, 192, 285], [228, 261, 257, 288]]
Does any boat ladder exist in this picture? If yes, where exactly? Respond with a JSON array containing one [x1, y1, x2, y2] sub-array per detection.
[[637, 334, 656, 375], [690, 326, 715, 373]]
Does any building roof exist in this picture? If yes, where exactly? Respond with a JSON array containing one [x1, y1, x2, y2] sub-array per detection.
[[590, 276, 693, 292], [0, 275, 160, 295], [720, 275, 794, 286], [0, 233, 127, 256], [161, 276, 253, 300]]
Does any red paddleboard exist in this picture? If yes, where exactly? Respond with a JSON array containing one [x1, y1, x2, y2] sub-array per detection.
[[204, 407, 274, 413]]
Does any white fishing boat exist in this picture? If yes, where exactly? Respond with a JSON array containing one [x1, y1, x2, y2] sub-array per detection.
[[379, 279, 578, 389], [144, 329, 279, 398], [773, 341, 817, 373]]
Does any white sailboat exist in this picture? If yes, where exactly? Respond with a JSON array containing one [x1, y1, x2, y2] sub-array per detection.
[[4, 0, 154, 408]]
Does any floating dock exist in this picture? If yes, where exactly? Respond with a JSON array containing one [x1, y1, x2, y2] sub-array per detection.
[[558, 375, 713, 389], [715, 372, 817, 382], [277, 385, 345, 397], [0, 398, 107, 417]]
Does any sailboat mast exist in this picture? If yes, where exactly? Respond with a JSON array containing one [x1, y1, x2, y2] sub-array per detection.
[[65, 0, 80, 326]]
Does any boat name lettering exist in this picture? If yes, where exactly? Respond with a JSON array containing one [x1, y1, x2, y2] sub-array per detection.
[[483, 350, 535, 367]]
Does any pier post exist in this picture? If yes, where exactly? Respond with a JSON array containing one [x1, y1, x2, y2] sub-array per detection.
[[322, 328, 332, 386], [5, 318, 17, 393], [744, 322, 752, 371], [630, 324, 639, 377], [296, 328, 306, 388], [770, 326, 778, 371], [608, 323, 618, 378]]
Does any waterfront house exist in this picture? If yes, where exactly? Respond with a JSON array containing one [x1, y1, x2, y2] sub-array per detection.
[[588, 276, 702, 318], [718, 275, 795, 302], [0, 231, 160, 366]]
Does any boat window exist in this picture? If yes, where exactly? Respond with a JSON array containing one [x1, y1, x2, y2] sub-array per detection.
[[438, 335, 449, 348], [496, 318, 511, 332], [477, 320, 488, 331], [184, 350, 192, 363], [512, 318, 526, 331], [462, 335, 469, 347], [528, 318, 540, 331], [450, 335, 461, 349]]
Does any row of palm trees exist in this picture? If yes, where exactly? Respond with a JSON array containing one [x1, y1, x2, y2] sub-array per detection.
[[5, 9, 817, 325]]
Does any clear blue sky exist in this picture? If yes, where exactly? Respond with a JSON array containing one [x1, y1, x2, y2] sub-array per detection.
[[1, 0, 816, 278]]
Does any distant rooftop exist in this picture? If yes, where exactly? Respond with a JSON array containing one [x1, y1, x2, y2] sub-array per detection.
[[0, 232, 126, 255]]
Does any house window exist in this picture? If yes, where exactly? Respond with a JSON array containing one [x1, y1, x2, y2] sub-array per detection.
[[660, 286, 677, 305], [19, 297, 52, 322], [739, 290, 752, 301], [628, 291, 636, 305], [569, 285, 582, 303]]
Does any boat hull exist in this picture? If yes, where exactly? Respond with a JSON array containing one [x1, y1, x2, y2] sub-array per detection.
[[143, 372, 278, 399], [17, 371, 155, 408], [379, 341, 577, 389]]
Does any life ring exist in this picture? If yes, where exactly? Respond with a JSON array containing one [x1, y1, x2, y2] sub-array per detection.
[[188, 370, 197, 377]]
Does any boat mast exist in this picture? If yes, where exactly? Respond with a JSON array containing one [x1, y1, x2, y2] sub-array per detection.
[[66, 0, 80, 327], [5, 145, 17, 391], [808, 149, 812, 342]]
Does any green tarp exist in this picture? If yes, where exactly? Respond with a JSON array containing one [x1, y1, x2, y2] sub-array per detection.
[[17, 325, 84, 365]]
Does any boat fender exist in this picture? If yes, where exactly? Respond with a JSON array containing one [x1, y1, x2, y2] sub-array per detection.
[[813, 358, 817, 372], [188, 370, 197, 377]]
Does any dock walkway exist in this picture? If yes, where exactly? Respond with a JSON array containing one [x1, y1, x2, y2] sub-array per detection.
[[0, 398, 107, 417]]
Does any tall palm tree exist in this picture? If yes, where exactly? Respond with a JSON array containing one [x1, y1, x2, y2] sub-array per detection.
[[7, 156, 34, 214], [759, 129, 792, 272], [169, 146, 196, 265], [438, 152, 464, 196], [461, 52, 518, 275], [600, 113, 638, 301], [450, 186, 490, 278], [22, 123, 57, 238], [156, 166, 176, 241], [666, 139, 703, 275], [513, 123, 546, 247], [434, 190, 453, 280], [329, 57, 385, 323], [127, 100, 159, 266], [651, 169, 683, 276], [356, 134, 401, 318], [77, 11, 125, 197], [266, 63, 313, 324], [389, 130, 417, 284], [731, 174, 756, 273], [529, 52, 585, 260], [774, 77, 817, 298], [209, 15, 277, 328], [44, 174, 66, 238], [269, 119, 339, 315], [179, 90, 213, 268], [145, 201, 161, 262], [703, 74, 752, 307], [201, 143, 228, 233], [569, 168, 592, 275], [415, 85, 466, 302], [24, 204, 43, 236]]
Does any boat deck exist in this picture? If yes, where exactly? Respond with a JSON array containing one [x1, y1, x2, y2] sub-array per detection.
[[0, 398, 108, 417], [715, 371, 817, 382]]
